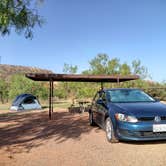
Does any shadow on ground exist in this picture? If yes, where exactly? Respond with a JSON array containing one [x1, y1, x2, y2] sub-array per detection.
[[0, 110, 94, 154], [122, 140, 166, 145]]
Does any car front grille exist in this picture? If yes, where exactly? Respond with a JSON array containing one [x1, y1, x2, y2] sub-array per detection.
[[119, 129, 166, 138], [138, 131, 166, 138], [161, 117, 166, 121], [138, 116, 166, 122], [138, 117, 154, 121]]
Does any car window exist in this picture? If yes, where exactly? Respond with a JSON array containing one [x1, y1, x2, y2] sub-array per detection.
[[92, 91, 102, 103], [101, 91, 106, 102], [95, 92, 101, 103], [107, 89, 155, 103], [92, 92, 98, 104]]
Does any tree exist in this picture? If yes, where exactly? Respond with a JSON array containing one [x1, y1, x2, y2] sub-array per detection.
[[63, 63, 78, 74], [107, 58, 120, 74], [89, 54, 109, 74], [132, 60, 149, 79], [0, 0, 43, 38], [9, 74, 48, 100], [0, 79, 8, 103], [59, 63, 78, 99], [119, 63, 131, 75]]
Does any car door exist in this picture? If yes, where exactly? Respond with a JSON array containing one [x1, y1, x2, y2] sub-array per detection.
[[96, 91, 108, 128], [91, 92, 100, 123]]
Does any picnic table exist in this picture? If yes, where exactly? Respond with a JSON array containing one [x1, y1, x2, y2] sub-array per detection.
[[68, 100, 91, 113], [78, 100, 91, 113]]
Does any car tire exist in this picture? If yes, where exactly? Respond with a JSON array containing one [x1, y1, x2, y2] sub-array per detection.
[[105, 117, 119, 143], [89, 112, 96, 126]]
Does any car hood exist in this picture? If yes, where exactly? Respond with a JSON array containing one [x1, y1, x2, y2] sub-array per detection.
[[110, 102, 166, 117]]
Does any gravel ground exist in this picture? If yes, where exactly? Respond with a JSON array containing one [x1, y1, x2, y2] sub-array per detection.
[[0, 109, 166, 166]]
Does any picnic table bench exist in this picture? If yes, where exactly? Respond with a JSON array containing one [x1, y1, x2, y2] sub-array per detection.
[[78, 100, 91, 113], [68, 100, 91, 113]]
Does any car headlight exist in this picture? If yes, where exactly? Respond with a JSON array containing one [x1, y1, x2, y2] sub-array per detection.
[[115, 113, 138, 123]]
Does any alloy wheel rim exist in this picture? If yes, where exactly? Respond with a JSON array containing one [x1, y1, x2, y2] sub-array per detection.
[[106, 120, 112, 140]]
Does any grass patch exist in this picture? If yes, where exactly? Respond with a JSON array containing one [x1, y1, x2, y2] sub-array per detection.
[[0, 103, 10, 111], [0, 112, 18, 117], [41, 100, 72, 109], [54, 102, 71, 109]]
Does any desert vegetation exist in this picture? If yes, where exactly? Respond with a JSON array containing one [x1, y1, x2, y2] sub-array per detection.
[[0, 54, 166, 104]]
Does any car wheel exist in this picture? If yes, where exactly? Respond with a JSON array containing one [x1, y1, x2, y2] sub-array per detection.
[[89, 112, 95, 126], [105, 117, 119, 143]]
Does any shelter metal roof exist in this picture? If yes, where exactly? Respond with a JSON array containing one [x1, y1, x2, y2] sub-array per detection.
[[26, 73, 139, 82]]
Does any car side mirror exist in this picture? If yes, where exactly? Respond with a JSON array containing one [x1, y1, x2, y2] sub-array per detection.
[[154, 98, 160, 102], [96, 99, 104, 105]]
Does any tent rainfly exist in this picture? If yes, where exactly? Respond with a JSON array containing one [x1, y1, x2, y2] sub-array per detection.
[[26, 73, 139, 119], [10, 94, 42, 111]]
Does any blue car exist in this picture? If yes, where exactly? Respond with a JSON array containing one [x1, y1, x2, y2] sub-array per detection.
[[89, 88, 166, 143]]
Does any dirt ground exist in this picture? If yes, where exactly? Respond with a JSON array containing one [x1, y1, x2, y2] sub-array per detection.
[[1, 109, 166, 166]]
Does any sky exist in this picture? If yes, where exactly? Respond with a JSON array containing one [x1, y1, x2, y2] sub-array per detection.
[[0, 0, 166, 82]]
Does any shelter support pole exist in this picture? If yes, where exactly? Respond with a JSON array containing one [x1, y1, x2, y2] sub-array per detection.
[[49, 80, 54, 120], [101, 82, 104, 90], [117, 77, 120, 87], [51, 81, 54, 113]]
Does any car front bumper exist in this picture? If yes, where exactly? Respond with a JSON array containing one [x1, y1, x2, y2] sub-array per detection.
[[116, 121, 166, 141]]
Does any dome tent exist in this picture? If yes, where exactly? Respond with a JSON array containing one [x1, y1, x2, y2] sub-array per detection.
[[10, 94, 42, 111]]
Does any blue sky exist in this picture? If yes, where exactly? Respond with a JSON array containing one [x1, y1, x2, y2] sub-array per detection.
[[0, 0, 166, 82]]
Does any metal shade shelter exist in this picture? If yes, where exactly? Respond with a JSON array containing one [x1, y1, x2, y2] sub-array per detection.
[[26, 73, 139, 119], [26, 73, 139, 82]]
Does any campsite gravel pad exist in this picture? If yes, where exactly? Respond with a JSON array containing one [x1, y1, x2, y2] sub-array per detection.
[[1, 109, 166, 166]]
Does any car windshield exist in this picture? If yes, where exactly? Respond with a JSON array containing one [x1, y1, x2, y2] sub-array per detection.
[[107, 89, 155, 103]]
